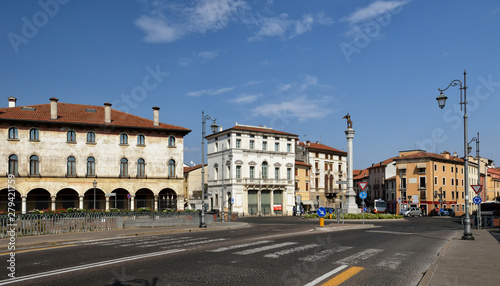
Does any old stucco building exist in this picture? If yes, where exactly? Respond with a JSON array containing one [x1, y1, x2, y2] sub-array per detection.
[[0, 97, 190, 213]]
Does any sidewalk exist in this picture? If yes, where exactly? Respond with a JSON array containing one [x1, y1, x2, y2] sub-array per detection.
[[10, 222, 249, 249], [419, 228, 500, 286]]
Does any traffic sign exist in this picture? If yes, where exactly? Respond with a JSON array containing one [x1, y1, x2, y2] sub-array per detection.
[[471, 185, 482, 194], [359, 191, 367, 200], [317, 207, 326, 217], [328, 208, 334, 214], [363, 207, 367, 212], [358, 182, 368, 191], [473, 196, 482, 204], [127, 193, 131, 199]]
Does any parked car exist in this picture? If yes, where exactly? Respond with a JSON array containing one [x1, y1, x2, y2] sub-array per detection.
[[440, 208, 455, 217], [399, 207, 422, 217]]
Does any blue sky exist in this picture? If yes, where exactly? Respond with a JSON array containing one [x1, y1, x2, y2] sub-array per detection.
[[2, 0, 500, 169]]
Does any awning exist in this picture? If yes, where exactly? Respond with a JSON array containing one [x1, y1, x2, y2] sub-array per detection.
[[397, 164, 407, 169], [417, 163, 426, 168]]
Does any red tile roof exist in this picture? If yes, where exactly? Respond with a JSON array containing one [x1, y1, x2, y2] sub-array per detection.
[[295, 161, 311, 167], [298, 142, 347, 155], [184, 164, 206, 173], [206, 124, 298, 139], [394, 151, 464, 164], [354, 168, 369, 180], [0, 101, 190, 134], [368, 157, 397, 169]]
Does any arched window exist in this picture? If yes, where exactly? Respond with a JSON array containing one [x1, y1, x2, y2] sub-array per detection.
[[168, 136, 175, 147], [262, 162, 268, 180], [30, 155, 40, 175], [120, 133, 128, 145], [67, 130, 76, 142], [87, 132, 95, 143], [29, 128, 39, 141], [67, 156, 76, 176], [8, 127, 18, 139], [168, 159, 176, 177], [120, 158, 128, 176], [87, 157, 95, 176], [137, 158, 145, 177], [137, 134, 145, 145], [8, 155, 18, 175]]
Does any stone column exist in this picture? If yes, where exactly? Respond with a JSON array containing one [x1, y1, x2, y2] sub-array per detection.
[[154, 195, 159, 211], [51, 195, 56, 211], [345, 128, 360, 214], [270, 190, 274, 215], [79, 195, 84, 209], [258, 190, 261, 216], [21, 195, 27, 214], [130, 195, 135, 211], [105, 196, 110, 211]]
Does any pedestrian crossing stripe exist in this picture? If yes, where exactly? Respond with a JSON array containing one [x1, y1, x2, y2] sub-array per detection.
[[234, 242, 299, 255], [264, 243, 320, 258], [299, 246, 352, 262], [336, 248, 383, 265], [208, 240, 273, 253]]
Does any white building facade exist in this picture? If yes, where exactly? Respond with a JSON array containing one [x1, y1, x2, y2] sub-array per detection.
[[206, 124, 298, 215]]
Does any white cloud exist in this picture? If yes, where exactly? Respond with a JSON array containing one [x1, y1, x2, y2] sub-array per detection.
[[185, 86, 235, 97], [197, 50, 219, 60], [252, 96, 334, 122], [341, 0, 411, 26], [248, 13, 330, 41], [227, 93, 260, 104], [135, 0, 249, 43]]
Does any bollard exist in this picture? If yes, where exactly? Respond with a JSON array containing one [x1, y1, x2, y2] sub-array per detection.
[[319, 217, 324, 227]]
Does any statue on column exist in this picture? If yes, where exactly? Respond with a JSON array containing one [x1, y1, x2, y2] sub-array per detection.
[[343, 113, 353, 129]]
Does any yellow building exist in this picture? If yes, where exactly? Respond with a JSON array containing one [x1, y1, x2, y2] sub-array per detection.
[[294, 160, 311, 212], [395, 150, 465, 216], [486, 168, 500, 201]]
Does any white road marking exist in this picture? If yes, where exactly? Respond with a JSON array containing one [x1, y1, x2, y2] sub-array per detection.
[[365, 230, 416, 235], [376, 251, 412, 270], [181, 238, 227, 246], [264, 243, 320, 258], [207, 240, 273, 253], [234, 242, 298, 255], [336, 248, 383, 265], [299, 246, 352, 262], [0, 249, 185, 285], [303, 265, 349, 286]]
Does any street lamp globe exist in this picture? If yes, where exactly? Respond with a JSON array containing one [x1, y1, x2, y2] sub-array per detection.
[[210, 123, 218, 133], [436, 91, 447, 109]]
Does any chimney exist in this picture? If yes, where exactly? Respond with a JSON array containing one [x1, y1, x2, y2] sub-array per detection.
[[152, 106, 160, 127], [306, 140, 310, 146], [8, 97, 16, 108], [50, 97, 58, 120], [453, 152, 458, 157], [104, 103, 112, 124]]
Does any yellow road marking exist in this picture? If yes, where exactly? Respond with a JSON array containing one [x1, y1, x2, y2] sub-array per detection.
[[0, 244, 77, 256], [321, 266, 364, 286]]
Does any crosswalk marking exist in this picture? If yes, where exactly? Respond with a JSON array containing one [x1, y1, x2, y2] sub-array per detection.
[[137, 237, 205, 248], [234, 242, 298, 255], [207, 240, 273, 253], [336, 248, 383, 265], [181, 238, 227, 246], [264, 243, 320, 258], [304, 265, 349, 286], [299, 246, 352, 262], [375, 251, 412, 270]]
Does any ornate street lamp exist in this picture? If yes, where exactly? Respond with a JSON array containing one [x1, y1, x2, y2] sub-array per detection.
[[436, 70, 474, 240], [92, 180, 97, 210], [200, 111, 218, 228]]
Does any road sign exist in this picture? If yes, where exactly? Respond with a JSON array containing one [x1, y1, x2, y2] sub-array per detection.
[[359, 191, 367, 200], [328, 208, 334, 214], [473, 196, 482, 204], [317, 207, 326, 217], [363, 207, 367, 212], [471, 185, 482, 194], [127, 193, 131, 199], [358, 182, 368, 191], [336, 180, 348, 184]]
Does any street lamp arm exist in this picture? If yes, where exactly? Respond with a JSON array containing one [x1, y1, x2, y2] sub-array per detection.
[[438, 79, 462, 93]]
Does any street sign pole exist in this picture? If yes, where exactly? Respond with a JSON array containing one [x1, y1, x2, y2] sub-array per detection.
[[471, 185, 483, 229]]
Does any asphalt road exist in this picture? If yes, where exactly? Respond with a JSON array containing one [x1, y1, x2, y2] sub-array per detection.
[[0, 216, 461, 286]]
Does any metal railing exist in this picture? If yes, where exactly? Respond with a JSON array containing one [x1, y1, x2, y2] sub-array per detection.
[[0, 212, 214, 238]]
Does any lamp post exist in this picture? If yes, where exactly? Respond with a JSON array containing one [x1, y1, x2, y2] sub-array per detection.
[[221, 152, 233, 222], [468, 132, 480, 227], [436, 69, 474, 240], [200, 110, 218, 228], [92, 180, 97, 210]]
